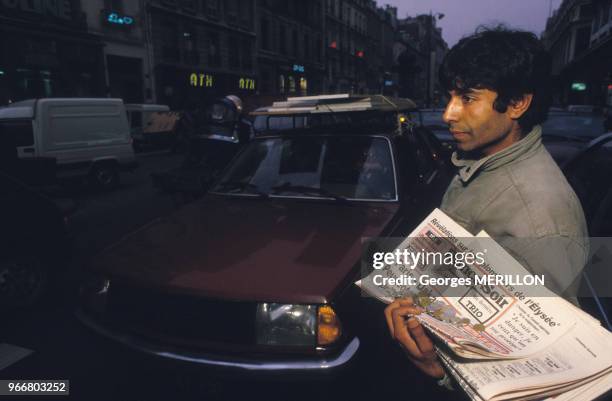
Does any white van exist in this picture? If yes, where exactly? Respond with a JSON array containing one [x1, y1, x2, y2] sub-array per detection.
[[0, 98, 136, 189]]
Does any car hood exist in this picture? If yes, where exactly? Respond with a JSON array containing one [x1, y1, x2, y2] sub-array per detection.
[[91, 195, 399, 304]]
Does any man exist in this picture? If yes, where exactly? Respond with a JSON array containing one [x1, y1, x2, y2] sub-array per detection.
[[385, 27, 589, 385]]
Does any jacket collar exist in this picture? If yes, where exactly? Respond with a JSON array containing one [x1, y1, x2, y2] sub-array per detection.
[[451, 125, 543, 183]]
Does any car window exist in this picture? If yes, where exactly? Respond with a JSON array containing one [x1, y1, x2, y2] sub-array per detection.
[[421, 111, 446, 129], [213, 136, 396, 200], [268, 116, 294, 131], [542, 114, 605, 139]]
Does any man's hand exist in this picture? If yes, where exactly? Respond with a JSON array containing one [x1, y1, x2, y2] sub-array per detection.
[[384, 297, 445, 379]]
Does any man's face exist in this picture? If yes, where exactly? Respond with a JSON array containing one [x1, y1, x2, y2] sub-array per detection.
[[442, 88, 515, 156]]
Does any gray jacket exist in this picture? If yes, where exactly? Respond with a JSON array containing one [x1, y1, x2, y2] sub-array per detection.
[[440, 126, 589, 299]]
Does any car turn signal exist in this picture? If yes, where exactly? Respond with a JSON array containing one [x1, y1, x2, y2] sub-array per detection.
[[317, 305, 342, 346]]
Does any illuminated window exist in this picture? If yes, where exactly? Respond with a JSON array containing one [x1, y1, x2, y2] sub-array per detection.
[[300, 77, 307, 94], [279, 74, 285, 94], [288, 76, 296, 93]]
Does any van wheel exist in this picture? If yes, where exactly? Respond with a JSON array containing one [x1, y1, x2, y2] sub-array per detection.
[[91, 164, 119, 191]]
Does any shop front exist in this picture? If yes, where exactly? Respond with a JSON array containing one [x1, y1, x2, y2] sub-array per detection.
[[157, 65, 258, 110]]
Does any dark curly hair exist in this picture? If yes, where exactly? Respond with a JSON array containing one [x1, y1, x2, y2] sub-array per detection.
[[439, 26, 552, 133]]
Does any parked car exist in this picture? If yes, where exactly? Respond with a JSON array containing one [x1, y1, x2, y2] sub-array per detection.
[[562, 132, 612, 330], [540, 111, 606, 166], [0, 98, 137, 190], [77, 97, 452, 379], [0, 172, 71, 310]]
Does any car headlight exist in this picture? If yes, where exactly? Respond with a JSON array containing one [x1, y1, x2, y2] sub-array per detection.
[[255, 303, 342, 347]]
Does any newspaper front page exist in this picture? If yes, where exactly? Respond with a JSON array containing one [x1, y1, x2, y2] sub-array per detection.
[[358, 209, 578, 359]]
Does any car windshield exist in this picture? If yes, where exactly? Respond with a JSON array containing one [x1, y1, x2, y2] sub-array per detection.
[[542, 113, 605, 140], [212, 135, 396, 201], [420, 111, 447, 129]]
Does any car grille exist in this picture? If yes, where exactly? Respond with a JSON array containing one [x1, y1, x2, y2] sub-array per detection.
[[105, 283, 257, 345]]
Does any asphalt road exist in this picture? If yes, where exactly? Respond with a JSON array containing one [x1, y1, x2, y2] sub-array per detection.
[[0, 149, 457, 401], [1, 150, 197, 401]]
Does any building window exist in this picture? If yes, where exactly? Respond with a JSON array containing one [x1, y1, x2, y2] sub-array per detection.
[[204, 0, 220, 16], [226, 0, 238, 21], [182, 27, 198, 65], [229, 36, 240, 68], [181, 0, 196, 11], [304, 33, 310, 59], [208, 32, 220, 66], [260, 17, 270, 50], [242, 40, 253, 70], [239, 0, 253, 28], [292, 29, 298, 57], [279, 25, 287, 54], [161, 21, 179, 61], [104, 0, 123, 12]]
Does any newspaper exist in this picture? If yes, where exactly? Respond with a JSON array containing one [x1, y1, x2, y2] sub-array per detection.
[[357, 208, 612, 400], [357, 208, 578, 359], [438, 317, 612, 401]]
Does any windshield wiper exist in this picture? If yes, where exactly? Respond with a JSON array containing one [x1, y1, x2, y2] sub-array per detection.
[[215, 181, 268, 198], [271, 183, 347, 202]]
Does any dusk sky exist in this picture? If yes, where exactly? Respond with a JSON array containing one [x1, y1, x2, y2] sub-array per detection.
[[385, 0, 564, 47]]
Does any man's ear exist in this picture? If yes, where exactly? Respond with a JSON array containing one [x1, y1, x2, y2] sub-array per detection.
[[508, 94, 533, 119]]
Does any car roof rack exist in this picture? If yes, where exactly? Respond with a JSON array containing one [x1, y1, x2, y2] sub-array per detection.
[[250, 94, 417, 116]]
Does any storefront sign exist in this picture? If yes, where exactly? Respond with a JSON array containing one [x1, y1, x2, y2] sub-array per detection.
[[238, 77, 255, 90], [571, 82, 586, 91], [0, 0, 72, 19], [190, 72, 214, 88], [105, 11, 134, 26], [293, 64, 305, 73]]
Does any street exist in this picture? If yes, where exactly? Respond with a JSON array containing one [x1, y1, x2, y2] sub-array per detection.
[[1, 150, 197, 401]]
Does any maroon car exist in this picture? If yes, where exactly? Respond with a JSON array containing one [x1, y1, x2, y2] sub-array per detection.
[[77, 122, 450, 377]]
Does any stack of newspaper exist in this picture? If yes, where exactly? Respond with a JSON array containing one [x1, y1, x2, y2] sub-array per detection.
[[357, 209, 612, 401]]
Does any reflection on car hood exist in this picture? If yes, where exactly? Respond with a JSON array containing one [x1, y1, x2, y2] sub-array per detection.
[[91, 196, 399, 304]]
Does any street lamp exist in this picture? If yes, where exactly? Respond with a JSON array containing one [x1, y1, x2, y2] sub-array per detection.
[[427, 11, 444, 107]]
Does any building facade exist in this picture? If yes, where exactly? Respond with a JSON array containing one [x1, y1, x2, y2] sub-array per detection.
[[256, 0, 325, 99], [396, 14, 447, 106], [543, 0, 596, 105], [82, 0, 153, 103], [590, 0, 612, 110], [0, 0, 105, 105], [147, 0, 257, 109]]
